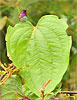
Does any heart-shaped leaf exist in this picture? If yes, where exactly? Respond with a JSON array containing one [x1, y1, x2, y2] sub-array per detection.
[[6, 15, 72, 97]]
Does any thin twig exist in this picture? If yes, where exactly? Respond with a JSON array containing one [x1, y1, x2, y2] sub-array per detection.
[[22, 96, 31, 100], [0, 0, 13, 5], [0, 0, 20, 6], [59, 91, 77, 94], [0, 62, 6, 70]]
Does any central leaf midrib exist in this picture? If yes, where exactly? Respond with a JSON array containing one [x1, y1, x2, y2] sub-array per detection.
[[34, 29, 44, 85], [24, 26, 43, 94], [37, 27, 53, 64]]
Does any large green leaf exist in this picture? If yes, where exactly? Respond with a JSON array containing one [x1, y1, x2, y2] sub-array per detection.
[[6, 15, 72, 97], [1, 75, 22, 100]]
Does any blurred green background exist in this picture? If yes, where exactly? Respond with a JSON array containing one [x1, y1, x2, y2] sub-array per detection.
[[0, 0, 77, 99]]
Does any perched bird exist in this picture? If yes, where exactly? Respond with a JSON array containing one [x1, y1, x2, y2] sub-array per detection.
[[19, 10, 27, 22]]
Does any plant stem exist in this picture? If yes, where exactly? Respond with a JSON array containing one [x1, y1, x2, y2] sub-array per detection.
[[59, 91, 77, 94], [16, 6, 20, 14], [0, 0, 13, 5], [0, 87, 1, 100], [41, 97, 44, 100], [22, 96, 31, 100]]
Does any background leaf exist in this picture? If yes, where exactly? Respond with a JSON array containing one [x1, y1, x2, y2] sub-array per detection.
[[1, 75, 23, 100], [0, 16, 7, 30]]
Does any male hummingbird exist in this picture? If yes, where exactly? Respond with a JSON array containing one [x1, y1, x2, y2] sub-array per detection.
[[19, 10, 27, 22]]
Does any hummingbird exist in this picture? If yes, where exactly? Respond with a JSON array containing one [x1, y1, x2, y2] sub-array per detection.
[[19, 10, 28, 22]]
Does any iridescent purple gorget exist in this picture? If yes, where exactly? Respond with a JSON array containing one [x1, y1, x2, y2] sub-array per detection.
[[19, 10, 27, 18]]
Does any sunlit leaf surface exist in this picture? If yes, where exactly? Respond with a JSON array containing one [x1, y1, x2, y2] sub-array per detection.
[[6, 15, 72, 97]]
